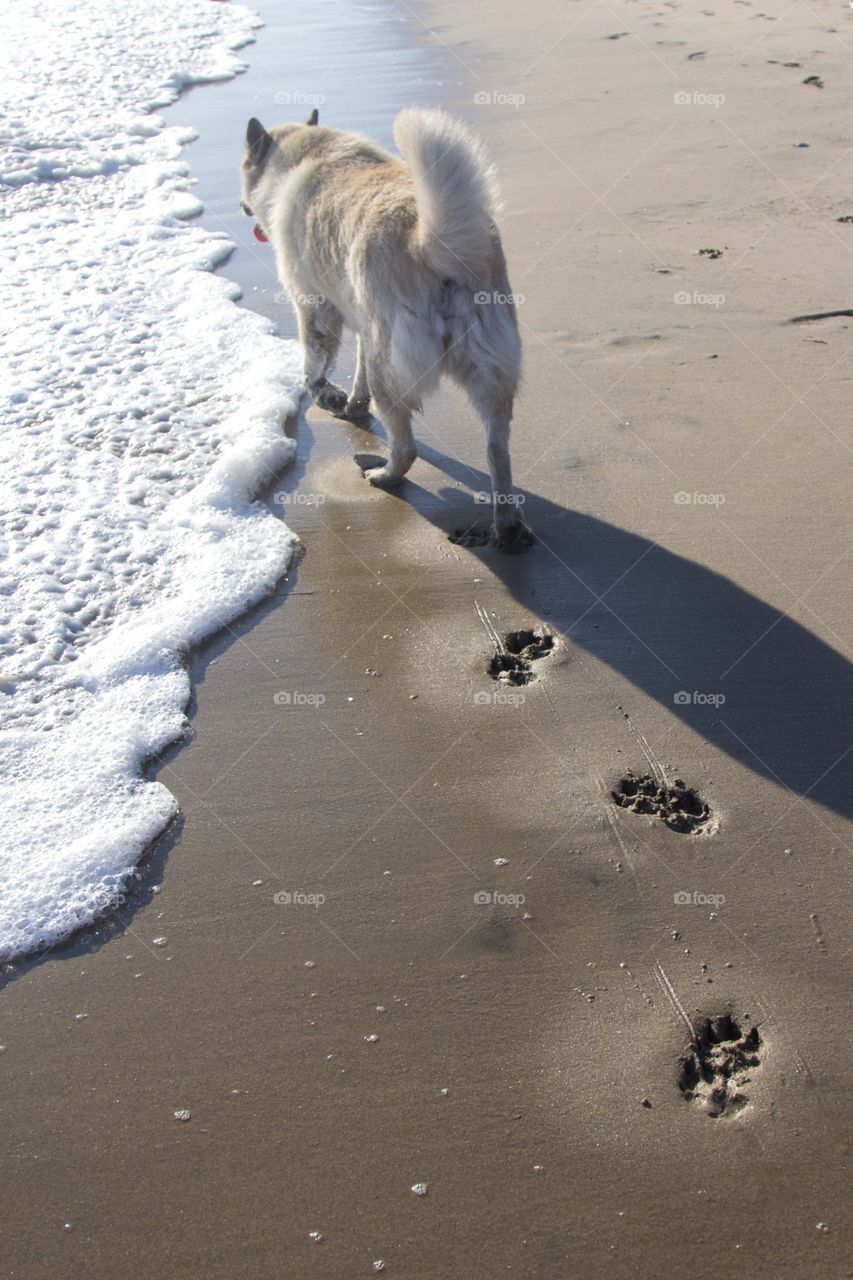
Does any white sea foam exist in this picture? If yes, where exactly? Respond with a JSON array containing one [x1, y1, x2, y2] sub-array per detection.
[[0, 0, 302, 961]]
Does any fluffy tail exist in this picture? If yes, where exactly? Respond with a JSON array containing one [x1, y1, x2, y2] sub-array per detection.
[[394, 108, 501, 284]]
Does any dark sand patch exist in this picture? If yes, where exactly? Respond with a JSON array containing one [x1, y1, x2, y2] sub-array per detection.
[[679, 1015, 762, 1118], [489, 628, 555, 685], [612, 772, 712, 834]]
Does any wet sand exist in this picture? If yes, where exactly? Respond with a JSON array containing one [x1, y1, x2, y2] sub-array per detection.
[[2, 0, 853, 1276]]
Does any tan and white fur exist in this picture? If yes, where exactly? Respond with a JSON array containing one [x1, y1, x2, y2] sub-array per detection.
[[240, 107, 528, 549]]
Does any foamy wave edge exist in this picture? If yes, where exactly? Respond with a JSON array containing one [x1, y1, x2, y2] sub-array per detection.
[[0, 0, 301, 962]]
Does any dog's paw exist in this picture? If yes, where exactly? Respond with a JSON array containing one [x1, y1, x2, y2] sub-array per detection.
[[363, 463, 399, 488], [494, 521, 535, 553], [312, 379, 349, 415], [356, 453, 399, 487], [339, 396, 371, 422]]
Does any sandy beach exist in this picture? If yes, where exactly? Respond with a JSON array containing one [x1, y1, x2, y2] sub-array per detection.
[[2, 0, 852, 1276]]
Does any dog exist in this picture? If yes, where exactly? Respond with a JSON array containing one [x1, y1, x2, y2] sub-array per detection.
[[240, 107, 529, 549]]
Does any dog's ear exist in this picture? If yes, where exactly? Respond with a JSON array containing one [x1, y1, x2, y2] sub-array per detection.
[[246, 117, 273, 162], [306, 108, 319, 126]]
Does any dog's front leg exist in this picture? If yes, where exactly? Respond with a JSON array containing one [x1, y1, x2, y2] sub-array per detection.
[[295, 298, 349, 416], [361, 393, 417, 487], [344, 336, 371, 420]]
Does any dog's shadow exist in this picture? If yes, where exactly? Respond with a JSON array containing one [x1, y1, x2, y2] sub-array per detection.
[[377, 440, 853, 825]]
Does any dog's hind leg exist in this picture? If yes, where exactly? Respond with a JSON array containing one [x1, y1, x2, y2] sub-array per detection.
[[361, 388, 417, 488], [344, 336, 372, 420], [295, 298, 349, 416], [470, 387, 532, 551], [447, 297, 530, 549]]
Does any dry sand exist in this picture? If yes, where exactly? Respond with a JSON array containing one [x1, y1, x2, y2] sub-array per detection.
[[2, 0, 852, 1276]]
